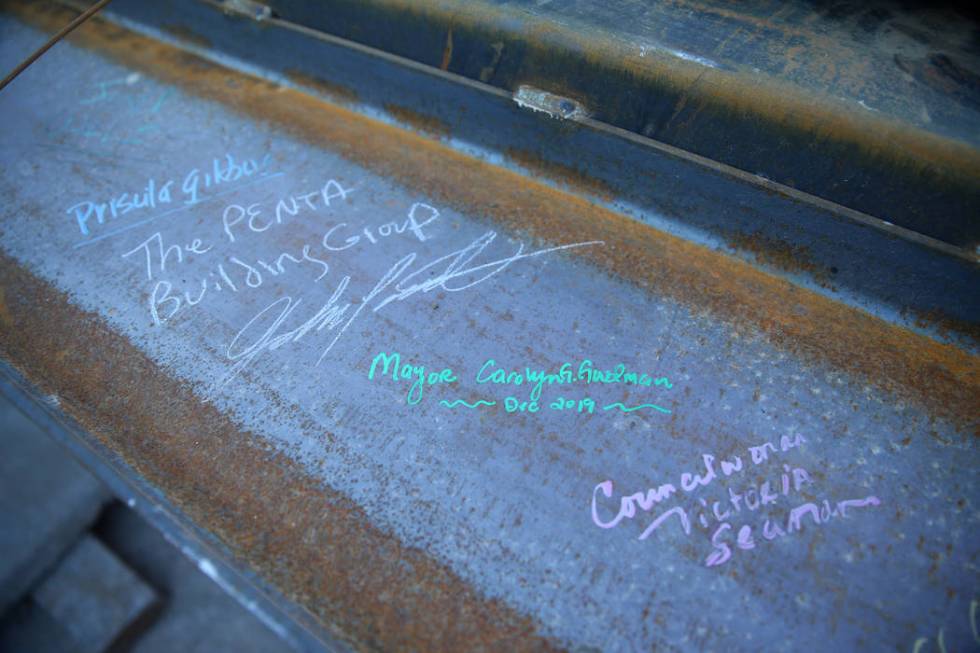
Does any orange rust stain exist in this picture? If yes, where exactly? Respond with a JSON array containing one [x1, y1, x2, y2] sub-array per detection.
[[284, 69, 360, 104], [727, 230, 830, 283], [505, 147, 616, 202], [910, 307, 980, 346], [0, 288, 10, 328], [290, 0, 980, 190], [0, 259, 562, 653], [440, 26, 453, 70], [383, 102, 452, 137], [162, 24, 212, 50], [8, 0, 979, 432]]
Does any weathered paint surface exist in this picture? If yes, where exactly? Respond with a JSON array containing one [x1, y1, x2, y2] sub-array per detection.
[[0, 6, 978, 653]]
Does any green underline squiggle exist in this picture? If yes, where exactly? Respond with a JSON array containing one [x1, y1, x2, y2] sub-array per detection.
[[603, 402, 671, 415], [440, 399, 497, 409]]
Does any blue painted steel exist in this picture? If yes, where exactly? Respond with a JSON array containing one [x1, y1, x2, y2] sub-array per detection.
[[86, 0, 980, 353], [0, 7, 977, 653]]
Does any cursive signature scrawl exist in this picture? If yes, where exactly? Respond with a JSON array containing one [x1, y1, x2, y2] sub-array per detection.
[[215, 231, 603, 389]]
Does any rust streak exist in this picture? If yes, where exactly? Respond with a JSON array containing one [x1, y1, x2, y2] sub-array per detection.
[[7, 1, 980, 432], [285, 68, 361, 105], [505, 147, 616, 202], [162, 23, 212, 50], [383, 102, 451, 137], [727, 230, 830, 284], [0, 253, 561, 653], [440, 26, 453, 70], [257, 0, 980, 186]]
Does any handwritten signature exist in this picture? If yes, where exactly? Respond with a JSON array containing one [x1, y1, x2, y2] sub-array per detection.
[[215, 231, 602, 389]]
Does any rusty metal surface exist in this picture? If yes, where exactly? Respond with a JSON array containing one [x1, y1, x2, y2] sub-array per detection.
[[0, 2, 978, 652], [261, 0, 980, 249], [60, 0, 980, 355]]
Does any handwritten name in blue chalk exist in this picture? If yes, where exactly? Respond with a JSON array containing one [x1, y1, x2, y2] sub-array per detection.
[[368, 351, 457, 404], [366, 351, 674, 416], [69, 153, 275, 242]]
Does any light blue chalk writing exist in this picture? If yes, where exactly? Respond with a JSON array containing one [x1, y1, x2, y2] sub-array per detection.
[[368, 351, 457, 404], [440, 399, 496, 409], [74, 172, 284, 249], [475, 358, 672, 400], [603, 402, 671, 415]]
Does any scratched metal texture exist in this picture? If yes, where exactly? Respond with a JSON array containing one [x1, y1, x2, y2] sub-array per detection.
[[0, 4, 978, 653]]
